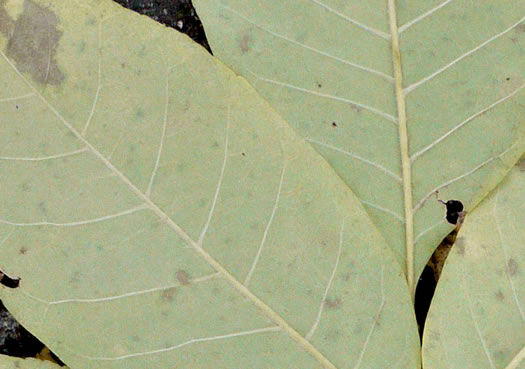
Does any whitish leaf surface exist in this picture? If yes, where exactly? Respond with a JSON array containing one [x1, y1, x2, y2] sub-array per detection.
[[422, 156, 525, 369], [0, 355, 63, 369], [0, 0, 419, 368], [192, 0, 525, 291]]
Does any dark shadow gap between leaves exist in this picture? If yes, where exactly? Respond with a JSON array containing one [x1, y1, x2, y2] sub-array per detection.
[[113, 0, 212, 54], [414, 222, 464, 338], [0, 299, 65, 366]]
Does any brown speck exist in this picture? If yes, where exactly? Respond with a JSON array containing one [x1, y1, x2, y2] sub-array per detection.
[[351, 104, 363, 113], [455, 237, 466, 256], [517, 156, 525, 172], [506, 77, 511, 81], [19, 247, 28, 255], [317, 82, 322, 88], [38, 201, 47, 215], [161, 287, 177, 302], [241, 152, 245, 156], [69, 271, 80, 284], [428, 331, 440, 341], [176, 270, 191, 285], [325, 297, 341, 309], [331, 122, 337, 127], [21, 182, 31, 192], [495, 289, 505, 301], [508, 258, 519, 276], [239, 33, 252, 53]]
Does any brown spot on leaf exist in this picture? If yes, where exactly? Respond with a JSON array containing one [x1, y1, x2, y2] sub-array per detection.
[[19, 247, 27, 255], [351, 104, 363, 113], [239, 33, 252, 53], [495, 289, 505, 301], [161, 287, 177, 302], [38, 201, 47, 215], [517, 156, 525, 172], [176, 269, 191, 285], [508, 258, 519, 276], [6, 0, 64, 85], [325, 297, 341, 309], [455, 237, 466, 256]]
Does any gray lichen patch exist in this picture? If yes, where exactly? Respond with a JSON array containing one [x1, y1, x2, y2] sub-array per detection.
[[0, 0, 15, 36], [5, 0, 64, 86]]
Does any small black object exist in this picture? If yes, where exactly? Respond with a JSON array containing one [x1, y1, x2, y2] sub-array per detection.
[[332, 122, 337, 127], [0, 271, 20, 289], [440, 199, 463, 224]]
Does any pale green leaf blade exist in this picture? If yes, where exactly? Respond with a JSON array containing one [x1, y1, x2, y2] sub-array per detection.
[[0, 355, 64, 369], [192, 0, 525, 288], [0, 0, 419, 368], [422, 157, 525, 369]]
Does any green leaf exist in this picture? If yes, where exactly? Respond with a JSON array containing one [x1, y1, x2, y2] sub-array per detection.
[[0, 0, 418, 368], [422, 156, 525, 369], [192, 0, 525, 290], [0, 354, 64, 369]]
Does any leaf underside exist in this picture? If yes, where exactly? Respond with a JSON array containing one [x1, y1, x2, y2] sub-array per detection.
[[423, 156, 525, 369], [192, 0, 525, 288], [0, 0, 419, 368]]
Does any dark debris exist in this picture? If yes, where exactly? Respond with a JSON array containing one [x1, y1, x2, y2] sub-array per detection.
[[113, 0, 211, 53]]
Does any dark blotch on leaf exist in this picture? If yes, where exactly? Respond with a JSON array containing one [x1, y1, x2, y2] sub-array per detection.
[[517, 156, 525, 172], [508, 258, 519, 276], [176, 269, 191, 285], [325, 297, 341, 309], [161, 287, 177, 302], [239, 33, 252, 53], [332, 122, 337, 127]]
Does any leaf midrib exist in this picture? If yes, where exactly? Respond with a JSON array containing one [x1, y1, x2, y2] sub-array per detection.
[[388, 0, 415, 296], [0, 46, 339, 369]]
